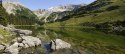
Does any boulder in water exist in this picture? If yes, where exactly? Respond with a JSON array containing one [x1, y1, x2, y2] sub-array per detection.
[[51, 39, 71, 50], [14, 29, 32, 36], [21, 36, 41, 47]]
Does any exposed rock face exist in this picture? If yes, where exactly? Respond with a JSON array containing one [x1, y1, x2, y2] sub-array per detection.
[[33, 9, 46, 19], [5, 36, 42, 54], [51, 39, 71, 50], [33, 4, 85, 23], [2, 2, 24, 15], [48, 4, 83, 12]]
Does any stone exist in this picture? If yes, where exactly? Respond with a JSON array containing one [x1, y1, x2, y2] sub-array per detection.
[[51, 39, 71, 50], [0, 25, 5, 29], [17, 37, 23, 43], [13, 29, 32, 36], [5, 36, 41, 54], [0, 45, 5, 50], [21, 36, 41, 47], [18, 43, 24, 47], [5, 42, 19, 54], [0, 34, 4, 39]]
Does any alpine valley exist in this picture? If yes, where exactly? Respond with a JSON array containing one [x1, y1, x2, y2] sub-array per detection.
[[0, 0, 125, 54]]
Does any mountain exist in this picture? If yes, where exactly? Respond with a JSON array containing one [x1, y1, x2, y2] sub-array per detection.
[[46, 0, 125, 29], [1, 2, 38, 25], [2, 2, 24, 15], [48, 4, 85, 12], [33, 4, 86, 23]]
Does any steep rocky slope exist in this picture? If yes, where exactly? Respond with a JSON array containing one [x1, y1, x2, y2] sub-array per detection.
[[33, 4, 86, 23]]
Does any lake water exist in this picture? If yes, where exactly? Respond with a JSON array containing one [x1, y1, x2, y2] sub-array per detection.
[[15, 26, 125, 54]]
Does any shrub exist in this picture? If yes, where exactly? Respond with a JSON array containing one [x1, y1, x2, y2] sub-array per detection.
[[106, 5, 120, 11]]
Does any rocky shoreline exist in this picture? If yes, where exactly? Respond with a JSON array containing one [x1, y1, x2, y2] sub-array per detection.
[[0, 25, 71, 54], [0, 25, 42, 54]]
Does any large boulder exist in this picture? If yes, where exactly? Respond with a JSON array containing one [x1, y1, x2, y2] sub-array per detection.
[[51, 39, 71, 50], [20, 36, 42, 47], [0, 24, 15, 32], [5, 42, 19, 54], [13, 36, 42, 48], [13, 29, 32, 36]]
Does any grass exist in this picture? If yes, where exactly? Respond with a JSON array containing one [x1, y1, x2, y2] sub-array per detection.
[[0, 28, 16, 44], [44, 28, 125, 54]]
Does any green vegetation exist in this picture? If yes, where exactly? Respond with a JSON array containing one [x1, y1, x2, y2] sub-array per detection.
[[0, 2, 38, 26], [0, 28, 15, 44], [44, 28, 125, 54], [45, 0, 125, 29], [0, 3, 8, 26]]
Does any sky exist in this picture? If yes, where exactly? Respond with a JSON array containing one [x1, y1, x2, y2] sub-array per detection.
[[19, 0, 95, 10]]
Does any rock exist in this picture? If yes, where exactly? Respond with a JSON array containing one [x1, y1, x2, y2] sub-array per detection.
[[13, 29, 32, 36], [0, 34, 4, 39], [17, 37, 23, 43], [0, 45, 5, 50], [0, 25, 5, 29], [0, 24, 15, 32], [6, 25, 15, 29], [18, 43, 24, 47], [51, 39, 71, 50], [0, 25, 32, 36], [21, 36, 41, 47], [5, 36, 41, 54], [19, 34, 25, 36], [5, 42, 19, 54]]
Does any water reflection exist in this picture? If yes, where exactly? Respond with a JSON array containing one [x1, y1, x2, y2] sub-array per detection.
[[16, 26, 125, 54]]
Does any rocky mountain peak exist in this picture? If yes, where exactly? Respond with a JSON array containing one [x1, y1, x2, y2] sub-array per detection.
[[48, 4, 84, 12], [33, 4, 86, 22], [2, 2, 25, 15]]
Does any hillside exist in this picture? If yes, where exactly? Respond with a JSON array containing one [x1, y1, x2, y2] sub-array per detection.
[[45, 0, 125, 29], [0, 2, 38, 26]]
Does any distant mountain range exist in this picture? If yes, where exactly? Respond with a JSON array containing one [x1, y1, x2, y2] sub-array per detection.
[[33, 4, 86, 23]]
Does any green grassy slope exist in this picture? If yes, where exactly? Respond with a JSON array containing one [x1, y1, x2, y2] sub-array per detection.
[[45, 0, 125, 28], [44, 28, 125, 54]]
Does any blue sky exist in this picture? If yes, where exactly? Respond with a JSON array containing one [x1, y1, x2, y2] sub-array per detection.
[[19, 0, 95, 10]]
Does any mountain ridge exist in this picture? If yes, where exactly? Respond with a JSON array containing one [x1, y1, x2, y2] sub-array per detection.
[[33, 4, 86, 23], [45, 0, 125, 29], [0, 1, 38, 25]]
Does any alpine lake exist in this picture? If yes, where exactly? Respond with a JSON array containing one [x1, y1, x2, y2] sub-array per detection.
[[14, 26, 125, 54]]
